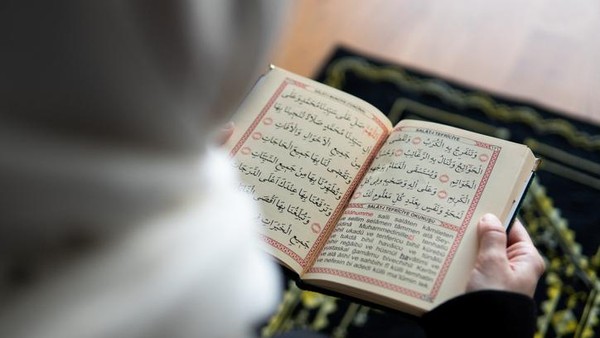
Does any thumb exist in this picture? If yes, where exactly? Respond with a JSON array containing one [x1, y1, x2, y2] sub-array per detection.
[[476, 213, 508, 265], [467, 213, 511, 292]]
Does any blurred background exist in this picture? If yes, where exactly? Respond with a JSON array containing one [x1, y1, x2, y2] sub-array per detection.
[[272, 0, 600, 125]]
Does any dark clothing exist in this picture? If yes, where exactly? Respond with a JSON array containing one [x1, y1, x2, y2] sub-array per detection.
[[276, 290, 536, 338], [421, 290, 537, 338]]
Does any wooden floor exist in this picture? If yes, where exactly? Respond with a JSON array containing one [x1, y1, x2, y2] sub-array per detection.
[[271, 0, 600, 126]]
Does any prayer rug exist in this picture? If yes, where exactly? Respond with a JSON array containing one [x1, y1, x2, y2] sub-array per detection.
[[260, 47, 600, 338]]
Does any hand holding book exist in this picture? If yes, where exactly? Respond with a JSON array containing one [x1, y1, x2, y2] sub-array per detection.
[[467, 214, 545, 297], [221, 122, 545, 302], [225, 66, 540, 315]]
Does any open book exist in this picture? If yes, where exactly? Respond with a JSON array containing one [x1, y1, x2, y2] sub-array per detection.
[[225, 66, 539, 316]]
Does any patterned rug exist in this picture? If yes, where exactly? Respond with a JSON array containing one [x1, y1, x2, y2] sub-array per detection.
[[260, 47, 600, 338]]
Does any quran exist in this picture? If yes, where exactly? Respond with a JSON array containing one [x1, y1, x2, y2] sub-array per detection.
[[225, 66, 539, 316]]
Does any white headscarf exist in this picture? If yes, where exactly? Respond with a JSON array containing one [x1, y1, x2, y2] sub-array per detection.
[[0, 1, 290, 337]]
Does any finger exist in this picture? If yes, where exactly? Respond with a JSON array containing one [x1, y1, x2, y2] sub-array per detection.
[[477, 213, 508, 261], [216, 121, 235, 145], [507, 218, 534, 247], [507, 219, 546, 276]]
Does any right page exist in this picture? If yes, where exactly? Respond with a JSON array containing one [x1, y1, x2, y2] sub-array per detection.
[[302, 119, 538, 316]]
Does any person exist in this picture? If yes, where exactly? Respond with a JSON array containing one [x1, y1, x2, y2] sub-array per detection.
[[0, 1, 545, 337]]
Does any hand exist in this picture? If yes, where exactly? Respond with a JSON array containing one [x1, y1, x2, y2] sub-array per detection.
[[466, 213, 545, 297]]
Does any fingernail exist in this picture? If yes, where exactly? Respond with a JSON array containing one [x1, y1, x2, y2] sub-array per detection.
[[481, 213, 495, 222], [222, 121, 234, 130]]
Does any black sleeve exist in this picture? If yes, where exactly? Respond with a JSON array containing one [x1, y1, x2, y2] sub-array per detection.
[[420, 290, 537, 338]]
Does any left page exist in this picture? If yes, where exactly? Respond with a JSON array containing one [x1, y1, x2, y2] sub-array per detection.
[[225, 67, 393, 274]]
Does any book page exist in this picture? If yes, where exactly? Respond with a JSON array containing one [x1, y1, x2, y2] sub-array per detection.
[[226, 67, 393, 274], [304, 119, 535, 314]]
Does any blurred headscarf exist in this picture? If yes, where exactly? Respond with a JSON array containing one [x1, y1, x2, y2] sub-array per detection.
[[0, 1, 290, 337]]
